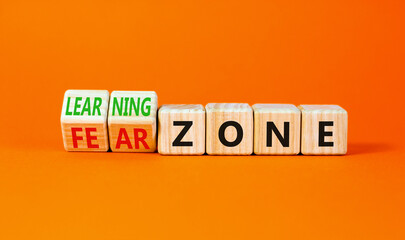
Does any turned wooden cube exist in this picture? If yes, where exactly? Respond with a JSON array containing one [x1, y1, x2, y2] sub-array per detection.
[[158, 104, 205, 155], [206, 103, 253, 155], [253, 104, 301, 155], [60, 90, 110, 151], [108, 91, 157, 152], [299, 105, 348, 155]]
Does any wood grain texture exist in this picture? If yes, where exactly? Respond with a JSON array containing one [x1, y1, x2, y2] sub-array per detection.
[[206, 103, 253, 155], [253, 104, 301, 155], [108, 91, 157, 152], [60, 90, 109, 151], [299, 105, 348, 155], [158, 104, 205, 155]]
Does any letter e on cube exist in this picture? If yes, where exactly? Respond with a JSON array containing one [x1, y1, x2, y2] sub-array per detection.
[[60, 90, 110, 151]]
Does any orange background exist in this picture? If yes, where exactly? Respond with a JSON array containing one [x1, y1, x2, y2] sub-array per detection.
[[0, 0, 404, 239]]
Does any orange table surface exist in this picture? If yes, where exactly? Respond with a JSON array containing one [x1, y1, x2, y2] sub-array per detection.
[[1, 0, 404, 239]]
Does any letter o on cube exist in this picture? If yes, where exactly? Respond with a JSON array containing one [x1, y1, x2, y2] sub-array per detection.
[[206, 103, 253, 155]]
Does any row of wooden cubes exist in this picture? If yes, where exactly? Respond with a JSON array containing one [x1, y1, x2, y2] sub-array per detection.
[[61, 90, 348, 155]]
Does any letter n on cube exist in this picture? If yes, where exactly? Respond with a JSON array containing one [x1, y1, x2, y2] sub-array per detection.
[[108, 91, 158, 152], [253, 104, 301, 155]]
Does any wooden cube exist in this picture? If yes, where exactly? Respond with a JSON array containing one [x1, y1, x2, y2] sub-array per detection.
[[206, 103, 253, 155], [299, 105, 348, 155], [60, 90, 110, 151], [108, 91, 157, 152], [252, 104, 301, 155], [158, 104, 205, 155]]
